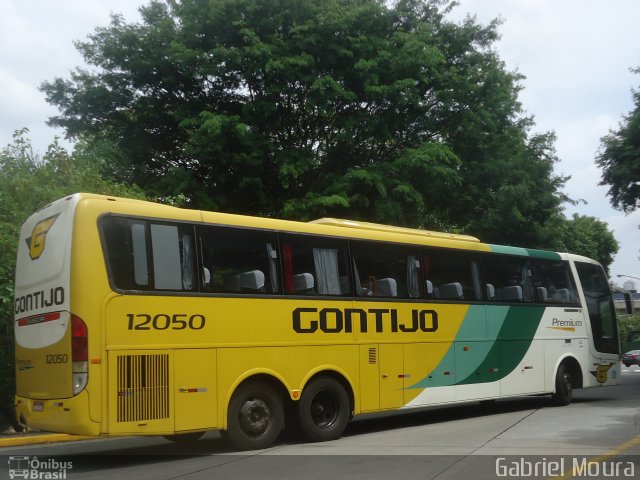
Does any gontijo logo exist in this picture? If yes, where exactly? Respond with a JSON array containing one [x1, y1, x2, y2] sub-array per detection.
[[26, 214, 59, 260]]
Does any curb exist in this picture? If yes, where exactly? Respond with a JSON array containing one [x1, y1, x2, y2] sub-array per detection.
[[0, 433, 94, 448]]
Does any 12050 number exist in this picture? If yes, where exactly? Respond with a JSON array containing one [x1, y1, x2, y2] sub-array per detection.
[[46, 354, 68, 364], [127, 313, 206, 330]]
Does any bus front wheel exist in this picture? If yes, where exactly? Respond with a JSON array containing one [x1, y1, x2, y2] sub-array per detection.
[[296, 376, 350, 442], [551, 363, 573, 406], [224, 380, 284, 451]]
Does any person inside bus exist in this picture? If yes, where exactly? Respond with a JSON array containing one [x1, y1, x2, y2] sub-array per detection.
[[360, 275, 376, 296]]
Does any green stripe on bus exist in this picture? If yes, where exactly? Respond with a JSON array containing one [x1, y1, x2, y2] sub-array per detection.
[[489, 244, 561, 260], [407, 305, 506, 389], [454, 306, 509, 385], [407, 305, 545, 389], [523, 248, 562, 260], [489, 245, 530, 256], [456, 305, 545, 386]]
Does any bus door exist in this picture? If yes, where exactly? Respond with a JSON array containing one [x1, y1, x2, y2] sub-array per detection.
[[379, 343, 404, 409], [358, 344, 404, 411], [173, 349, 217, 431], [574, 262, 621, 384]]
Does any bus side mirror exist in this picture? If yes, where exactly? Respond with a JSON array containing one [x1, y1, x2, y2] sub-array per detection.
[[625, 292, 634, 314], [613, 287, 634, 315]]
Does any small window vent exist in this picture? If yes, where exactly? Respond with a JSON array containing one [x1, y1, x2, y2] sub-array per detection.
[[368, 347, 377, 365]]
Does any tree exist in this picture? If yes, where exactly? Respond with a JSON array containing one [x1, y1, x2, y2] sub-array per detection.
[[555, 214, 619, 274], [0, 129, 144, 430], [42, 0, 568, 246], [597, 67, 640, 213]]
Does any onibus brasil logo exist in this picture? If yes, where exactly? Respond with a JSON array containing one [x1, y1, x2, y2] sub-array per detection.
[[8, 456, 72, 479]]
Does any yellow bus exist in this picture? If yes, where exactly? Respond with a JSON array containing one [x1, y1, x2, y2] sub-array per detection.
[[14, 193, 628, 450]]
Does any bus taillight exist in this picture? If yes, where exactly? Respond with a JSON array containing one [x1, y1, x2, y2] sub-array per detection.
[[71, 315, 88, 395]]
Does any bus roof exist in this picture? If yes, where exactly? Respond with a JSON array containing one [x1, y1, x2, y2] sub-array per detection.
[[310, 218, 481, 243], [68, 193, 571, 258]]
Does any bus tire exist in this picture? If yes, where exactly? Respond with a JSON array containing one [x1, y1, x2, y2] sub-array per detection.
[[296, 376, 350, 442], [224, 380, 283, 451], [551, 363, 573, 406]]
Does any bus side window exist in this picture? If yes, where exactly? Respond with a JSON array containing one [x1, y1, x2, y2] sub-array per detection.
[[423, 249, 478, 301], [130, 223, 149, 287], [150, 224, 196, 291], [280, 234, 351, 296], [483, 255, 531, 303], [101, 217, 145, 290], [351, 241, 422, 299], [101, 218, 195, 292], [198, 226, 280, 294], [530, 260, 579, 305]]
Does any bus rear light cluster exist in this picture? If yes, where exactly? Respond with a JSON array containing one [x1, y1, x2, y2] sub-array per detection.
[[71, 315, 88, 395]]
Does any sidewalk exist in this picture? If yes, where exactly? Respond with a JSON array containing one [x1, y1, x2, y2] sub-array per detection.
[[0, 428, 93, 448]]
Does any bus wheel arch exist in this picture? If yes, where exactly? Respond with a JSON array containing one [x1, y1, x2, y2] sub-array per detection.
[[294, 371, 354, 443], [223, 374, 287, 451], [551, 356, 583, 406]]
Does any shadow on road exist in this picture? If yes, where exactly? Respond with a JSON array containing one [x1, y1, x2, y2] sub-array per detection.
[[37, 383, 632, 476]]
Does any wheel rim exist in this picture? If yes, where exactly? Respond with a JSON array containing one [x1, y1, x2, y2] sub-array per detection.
[[238, 397, 271, 437], [310, 391, 339, 429]]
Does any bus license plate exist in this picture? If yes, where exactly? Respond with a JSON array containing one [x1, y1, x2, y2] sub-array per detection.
[[33, 401, 44, 412]]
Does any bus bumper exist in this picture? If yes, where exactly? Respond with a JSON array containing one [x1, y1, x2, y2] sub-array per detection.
[[14, 391, 99, 436]]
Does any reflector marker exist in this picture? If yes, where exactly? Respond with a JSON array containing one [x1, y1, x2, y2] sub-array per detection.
[[17, 312, 61, 327], [178, 387, 208, 393]]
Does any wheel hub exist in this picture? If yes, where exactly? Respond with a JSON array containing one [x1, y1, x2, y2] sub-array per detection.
[[239, 398, 271, 436], [311, 392, 338, 428]]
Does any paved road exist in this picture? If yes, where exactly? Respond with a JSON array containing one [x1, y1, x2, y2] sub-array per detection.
[[2, 367, 639, 479]]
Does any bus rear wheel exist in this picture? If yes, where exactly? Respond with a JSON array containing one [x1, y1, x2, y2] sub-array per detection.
[[296, 377, 350, 442], [224, 380, 283, 451], [551, 363, 573, 406]]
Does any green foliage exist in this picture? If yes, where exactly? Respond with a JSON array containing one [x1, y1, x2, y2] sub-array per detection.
[[42, 0, 568, 244], [0, 129, 144, 419], [619, 312, 640, 352], [597, 67, 640, 213], [554, 214, 619, 274]]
